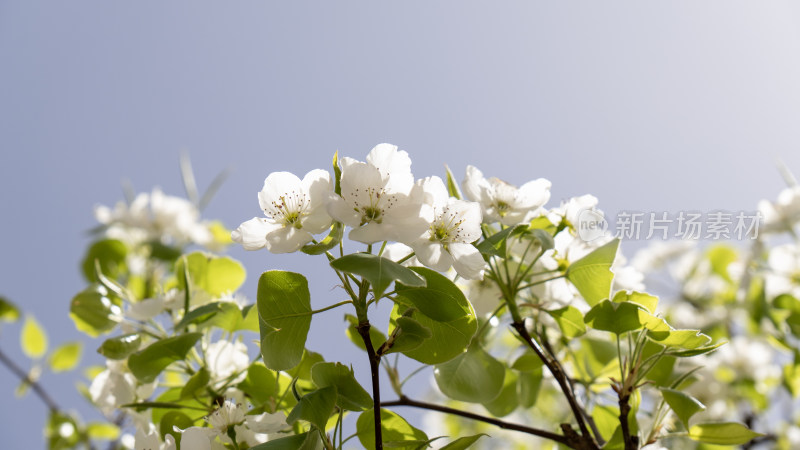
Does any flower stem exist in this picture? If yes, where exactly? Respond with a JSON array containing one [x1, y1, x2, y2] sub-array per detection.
[[357, 320, 383, 450]]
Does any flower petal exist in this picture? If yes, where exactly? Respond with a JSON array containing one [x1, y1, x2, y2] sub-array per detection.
[[413, 240, 453, 272], [265, 226, 313, 254], [449, 243, 486, 280], [231, 218, 280, 251], [258, 172, 304, 213]]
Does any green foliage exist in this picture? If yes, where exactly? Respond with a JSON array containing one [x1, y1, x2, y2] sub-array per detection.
[[69, 288, 119, 337], [0, 296, 20, 322], [127, 333, 202, 382], [434, 345, 505, 403], [687, 422, 763, 445], [395, 267, 472, 322], [287, 386, 338, 431], [356, 409, 428, 450], [389, 304, 477, 365], [97, 333, 141, 360], [311, 362, 373, 411], [476, 224, 529, 258], [660, 388, 705, 429], [257, 271, 312, 371], [176, 251, 246, 297], [440, 434, 488, 449], [330, 253, 426, 299], [301, 222, 343, 255], [545, 305, 586, 338], [384, 316, 432, 354], [21, 315, 48, 359], [583, 300, 651, 335], [81, 239, 127, 282], [481, 369, 518, 417], [345, 314, 388, 353], [565, 238, 619, 306], [48, 342, 82, 372]]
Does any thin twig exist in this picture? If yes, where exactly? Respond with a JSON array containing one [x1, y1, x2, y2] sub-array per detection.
[[0, 347, 59, 412]]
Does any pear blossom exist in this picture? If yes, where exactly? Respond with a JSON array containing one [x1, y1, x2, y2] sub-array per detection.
[[327, 144, 431, 244], [765, 243, 800, 299], [758, 185, 800, 233], [205, 339, 249, 385], [410, 177, 486, 280], [232, 169, 332, 253], [134, 428, 176, 450], [95, 188, 211, 246], [90, 360, 138, 416], [462, 165, 551, 226], [207, 400, 247, 434]]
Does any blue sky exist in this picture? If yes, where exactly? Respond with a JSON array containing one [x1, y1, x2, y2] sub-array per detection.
[[3, 1, 800, 447]]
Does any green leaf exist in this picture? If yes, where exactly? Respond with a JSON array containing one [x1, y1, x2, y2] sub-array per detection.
[[48, 342, 82, 372], [330, 253, 425, 299], [257, 271, 312, 371], [176, 301, 254, 333], [706, 245, 737, 283], [517, 368, 543, 408], [356, 409, 428, 450], [434, 345, 505, 403], [645, 317, 711, 349], [687, 422, 763, 445], [238, 363, 280, 406], [180, 367, 210, 400], [86, 422, 120, 440], [395, 267, 472, 322], [660, 388, 705, 429], [128, 333, 202, 382], [69, 289, 120, 337], [97, 333, 141, 360], [345, 314, 388, 353], [440, 434, 488, 449], [566, 238, 619, 306], [476, 224, 529, 258], [21, 316, 48, 358], [668, 341, 726, 358], [482, 369, 518, 417], [511, 353, 544, 372], [332, 151, 342, 195], [311, 362, 373, 411], [390, 303, 477, 365], [287, 350, 325, 382], [0, 296, 20, 322], [384, 316, 432, 354], [583, 300, 652, 335], [612, 290, 658, 314], [301, 222, 344, 255], [250, 432, 314, 450], [81, 239, 127, 282], [287, 386, 337, 431], [159, 411, 193, 443], [545, 305, 586, 338], [176, 252, 246, 297], [444, 165, 462, 199]]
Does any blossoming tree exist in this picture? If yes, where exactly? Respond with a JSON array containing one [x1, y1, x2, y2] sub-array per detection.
[[0, 145, 771, 449]]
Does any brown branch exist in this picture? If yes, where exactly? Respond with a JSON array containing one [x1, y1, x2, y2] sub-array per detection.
[[0, 346, 59, 412], [511, 321, 600, 450], [381, 395, 571, 446]]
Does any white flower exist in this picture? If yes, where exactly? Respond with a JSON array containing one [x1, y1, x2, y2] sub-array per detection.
[[758, 186, 800, 234], [207, 401, 247, 433], [462, 165, 551, 226], [547, 194, 599, 230], [205, 340, 250, 385], [382, 242, 419, 266], [90, 360, 138, 416], [765, 243, 800, 299], [174, 426, 223, 450], [233, 411, 289, 446], [410, 177, 485, 280], [232, 170, 332, 253], [327, 144, 431, 244], [95, 188, 211, 246], [134, 428, 176, 450]]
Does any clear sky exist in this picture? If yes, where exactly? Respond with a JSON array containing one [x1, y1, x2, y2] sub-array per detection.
[[3, 1, 800, 447]]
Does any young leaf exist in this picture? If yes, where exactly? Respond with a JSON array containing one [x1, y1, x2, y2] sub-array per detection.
[[310, 362, 373, 411], [395, 267, 472, 322], [97, 333, 141, 360], [250, 432, 314, 450], [48, 342, 82, 372], [434, 345, 505, 403], [444, 165, 463, 199], [301, 222, 344, 255], [384, 316, 433, 354], [70, 289, 120, 337], [687, 422, 763, 445], [344, 314, 388, 353], [81, 239, 128, 282], [330, 253, 425, 299], [356, 409, 428, 450], [257, 271, 312, 371], [128, 333, 202, 382], [389, 303, 477, 365], [0, 296, 20, 322], [176, 252, 246, 297], [583, 300, 651, 335], [286, 386, 337, 431], [180, 367, 210, 400], [440, 434, 488, 449], [86, 422, 120, 440], [476, 224, 529, 258], [21, 316, 48, 359], [482, 369, 519, 417], [545, 305, 586, 338], [660, 388, 705, 429], [612, 290, 659, 314], [566, 238, 619, 306]]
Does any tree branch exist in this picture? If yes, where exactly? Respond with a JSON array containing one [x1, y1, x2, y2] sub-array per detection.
[[381, 395, 570, 446], [357, 321, 383, 450], [0, 346, 59, 412]]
